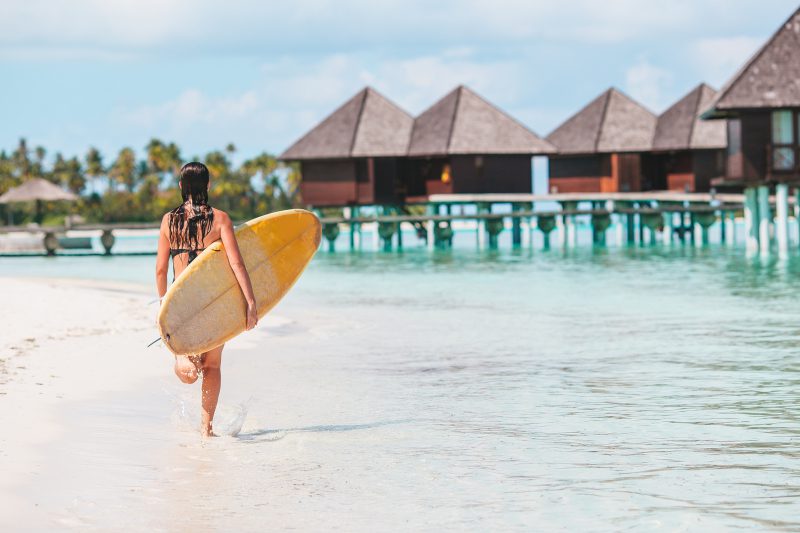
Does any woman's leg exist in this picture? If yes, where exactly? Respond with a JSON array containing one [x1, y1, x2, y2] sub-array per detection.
[[200, 344, 224, 436], [174, 355, 200, 384]]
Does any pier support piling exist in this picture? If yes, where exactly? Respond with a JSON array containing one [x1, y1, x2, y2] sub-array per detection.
[[757, 185, 771, 256], [100, 229, 115, 255], [43, 232, 58, 256], [591, 212, 610, 246], [486, 217, 504, 249], [662, 210, 673, 245], [434, 221, 454, 248], [743, 187, 759, 255], [724, 212, 735, 246], [776, 183, 789, 258], [322, 223, 340, 252], [511, 203, 522, 248], [537, 216, 555, 250], [695, 212, 716, 246]]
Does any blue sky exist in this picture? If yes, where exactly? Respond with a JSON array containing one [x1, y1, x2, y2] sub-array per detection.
[[1, 0, 798, 165]]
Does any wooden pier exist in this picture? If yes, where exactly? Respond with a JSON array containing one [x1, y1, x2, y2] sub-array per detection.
[[0, 190, 797, 257]]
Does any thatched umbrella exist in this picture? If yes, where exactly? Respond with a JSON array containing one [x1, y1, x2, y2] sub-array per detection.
[[0, 178, 78, 224]]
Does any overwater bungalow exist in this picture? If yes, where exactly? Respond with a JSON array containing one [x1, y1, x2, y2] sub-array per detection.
[[405, 85, 554, 199], [546, 88, 658, 193], [279, 87, 414, 206], [702, 7, 800, 187], [651, 83, 727, 192]]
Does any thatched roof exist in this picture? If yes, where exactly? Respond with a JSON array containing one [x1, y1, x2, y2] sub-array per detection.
[[653, 84, 726, 151], [407, 85, 554, 156], [704, 7, 800, 117], [0, 178, 78, 203], [546, 88, 657, 154], [279, 87, 414, 160]]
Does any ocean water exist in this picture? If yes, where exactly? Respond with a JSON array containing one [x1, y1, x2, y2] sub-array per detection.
[[3, 231, 800, 530]]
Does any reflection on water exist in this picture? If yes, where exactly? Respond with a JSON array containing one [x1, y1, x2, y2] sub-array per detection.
[[4, 243, 800, 529]]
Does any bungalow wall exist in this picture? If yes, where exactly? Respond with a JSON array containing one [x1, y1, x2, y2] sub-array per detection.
[[300, 157, 407, 206], [654, 149, 725, 192], [725, 110, 800, 185], [549, 153, 652, 193], [407, 154, 532, 196]]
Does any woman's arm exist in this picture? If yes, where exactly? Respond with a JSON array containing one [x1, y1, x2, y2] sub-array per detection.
[[155, 214, 170, 301], [219, 211, 258, 330]]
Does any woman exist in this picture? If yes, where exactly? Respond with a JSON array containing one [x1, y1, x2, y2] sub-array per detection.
[[155, 162, 258, 437]]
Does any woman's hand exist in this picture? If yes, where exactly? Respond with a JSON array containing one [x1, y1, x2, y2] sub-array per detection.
[[246, 300, 258, 330]]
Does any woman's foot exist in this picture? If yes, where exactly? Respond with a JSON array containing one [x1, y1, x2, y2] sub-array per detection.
[[201, 425, 217, 438], [174, 355, 199, 384]]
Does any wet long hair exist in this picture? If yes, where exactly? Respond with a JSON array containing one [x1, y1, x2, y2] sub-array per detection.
[[168, 162, 214, 251]]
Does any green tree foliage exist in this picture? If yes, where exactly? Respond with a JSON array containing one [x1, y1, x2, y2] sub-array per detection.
[[109, 148, 137, 192], [0, 138, 302, 226], [52, 154, 85, 194], [85, 146, 105, 190]]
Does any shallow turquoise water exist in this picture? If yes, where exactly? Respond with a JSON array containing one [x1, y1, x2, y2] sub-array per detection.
[[3, 239, 800, 529]]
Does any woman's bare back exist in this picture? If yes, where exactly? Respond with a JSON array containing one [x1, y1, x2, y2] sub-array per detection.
[[169, 206, 224, 279]]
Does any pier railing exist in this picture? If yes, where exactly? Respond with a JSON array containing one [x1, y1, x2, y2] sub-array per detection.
[[0, 190, 794, 257]]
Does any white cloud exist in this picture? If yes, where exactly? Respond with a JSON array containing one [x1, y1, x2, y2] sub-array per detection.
[[111, 51, 532, 156], [690, 36, 764, 87], [0, 0, 759, 60], [624, 59, 673, 111]]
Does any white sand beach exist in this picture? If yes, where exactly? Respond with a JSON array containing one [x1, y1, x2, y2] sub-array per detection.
[[0, 276, 462, 531]]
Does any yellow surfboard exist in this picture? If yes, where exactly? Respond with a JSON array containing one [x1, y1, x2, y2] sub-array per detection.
[[157, 209, 321, 356]]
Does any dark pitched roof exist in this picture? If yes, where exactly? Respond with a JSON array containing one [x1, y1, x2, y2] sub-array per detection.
[[546, 88, 657, 154], [706, 7, 800, 115], [407, 85, 554, 156], [653, 84, 727, 151], [279, 87, 414, 160]]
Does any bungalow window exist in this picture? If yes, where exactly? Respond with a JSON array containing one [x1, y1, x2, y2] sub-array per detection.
[[771, 110, 796, 171], [727, 119, 743, 179]]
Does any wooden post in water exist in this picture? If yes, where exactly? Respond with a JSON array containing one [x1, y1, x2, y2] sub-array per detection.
[[486, 216, 504, 249], [476, 203, 487, 249], [560, 201, 578, 247], [511, 203, 522, 248], [537, 216, 555, 250], [526, 202, 535, 249], [743, 187, 759, 255], [695, 212, 715, 246], [344, 207, 354, 251], [724, 211, 735, 246], [661, 205, 672, 245], [757, 185, 771, 256], [100, 230, 115, 255], [795, 188, 800, 247], [322, 222, 340, 252], [353, 206, 362, 250], [378, 219, 397, 252], [591, 211, 610, 246], [427, 203, 436, 250], [396, 218, 403, 250], [623, 202, 635, 245], [776, 183, 789, 258], [372, 206, 381, 251]]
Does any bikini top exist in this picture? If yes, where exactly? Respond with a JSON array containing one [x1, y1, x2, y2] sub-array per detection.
[[170, 247, 205, 264]]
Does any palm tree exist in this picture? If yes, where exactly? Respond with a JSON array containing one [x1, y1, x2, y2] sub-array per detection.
[[12, 138, 30, 180], [52, 153, 85, 194], [109, 148, 137, 192], [85, 147, 105, 192], [0, 150, 17, 194]]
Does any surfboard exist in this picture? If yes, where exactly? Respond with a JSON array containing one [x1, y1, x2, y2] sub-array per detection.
[[157, 209, 321, 356]]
